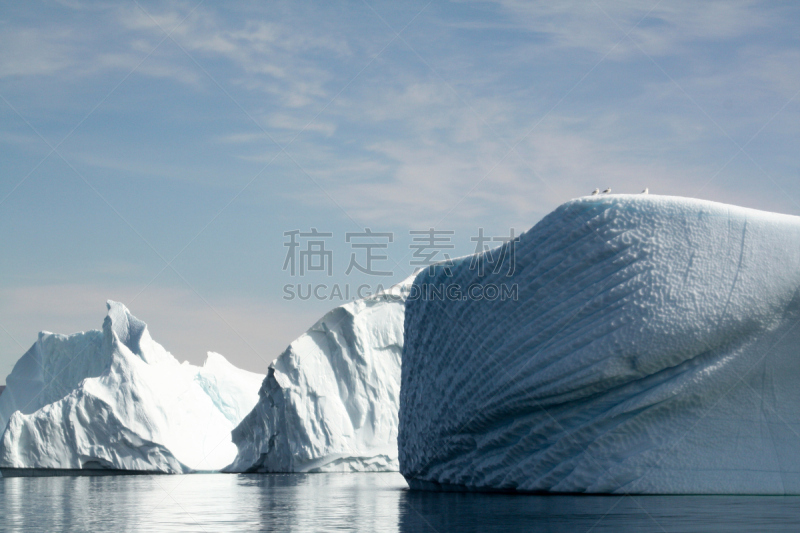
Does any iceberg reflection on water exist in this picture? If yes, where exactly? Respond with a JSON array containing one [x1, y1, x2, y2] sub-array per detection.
[[1, 473, 799, 532]]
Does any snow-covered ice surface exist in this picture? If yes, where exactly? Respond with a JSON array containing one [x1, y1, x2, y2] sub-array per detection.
[[399, 195, 800, 495], [226, 278, 412, 473], [0, 302, 263, 474]]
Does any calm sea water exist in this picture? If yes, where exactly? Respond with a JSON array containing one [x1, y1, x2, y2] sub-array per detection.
[[2, 472, 800, 532]]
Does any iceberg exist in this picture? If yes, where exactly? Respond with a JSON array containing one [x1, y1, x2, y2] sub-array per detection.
[[225, 279, 412, 473], [399, 195, 800, 494], [0, 301, 263, 475]]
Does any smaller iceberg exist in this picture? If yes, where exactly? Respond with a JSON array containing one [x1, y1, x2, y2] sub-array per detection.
[[0, 301, 263, 475], [225, 278, 412, 473]]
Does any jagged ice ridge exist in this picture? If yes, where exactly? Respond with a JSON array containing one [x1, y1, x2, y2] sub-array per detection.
[[0, 301, 263, 474]]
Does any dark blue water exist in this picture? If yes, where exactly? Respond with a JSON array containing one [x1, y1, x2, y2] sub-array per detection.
[[2, 473, 800, 532]]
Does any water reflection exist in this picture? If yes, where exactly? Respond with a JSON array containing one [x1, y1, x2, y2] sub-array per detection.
[[2, 473, 800, 532], [0, 473, 406, 532], [398, 488, 800, 532], [245, 473, 402, 532]]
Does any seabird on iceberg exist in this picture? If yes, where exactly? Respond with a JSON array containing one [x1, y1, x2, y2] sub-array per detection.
[[591, 188, 599, 195], [602, 187, 611, 194]]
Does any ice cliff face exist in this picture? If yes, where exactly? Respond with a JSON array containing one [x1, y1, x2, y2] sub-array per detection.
[[226, 279, 412, 473], [0, 301, 263, 473], [399, 195, 800, 495]]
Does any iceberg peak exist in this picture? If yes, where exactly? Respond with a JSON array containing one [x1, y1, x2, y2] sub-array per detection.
[[102, 300, 166, 365], [104, 300, 147, 354]]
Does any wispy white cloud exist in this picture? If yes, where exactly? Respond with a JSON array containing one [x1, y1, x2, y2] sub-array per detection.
[[0, 2, 348, 105], [0, 130, 44, 147], [115, 3, 349, 105], [5, 0, 791, 228], [213, 132, 267, 145], [486, 0, 773, 58], [0, 27, 77, 77], [268, 113, 336, 136]]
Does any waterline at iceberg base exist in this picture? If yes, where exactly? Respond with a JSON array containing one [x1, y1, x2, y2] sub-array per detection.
[[399, 195, 800, 495], [0, 301, 264, 475]]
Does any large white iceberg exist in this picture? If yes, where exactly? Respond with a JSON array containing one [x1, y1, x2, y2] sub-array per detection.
[[0, 301, 263, 475], [226, 279, 411, 473], [399, 195, 800, 494]]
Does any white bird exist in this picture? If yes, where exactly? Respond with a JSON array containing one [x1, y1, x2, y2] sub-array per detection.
[[602, 187, 611, 194], [641, 187, 649, 194], [591, 188, 599, 195]]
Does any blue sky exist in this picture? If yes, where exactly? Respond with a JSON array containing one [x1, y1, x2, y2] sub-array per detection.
[[1, 0, 799, 380]]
